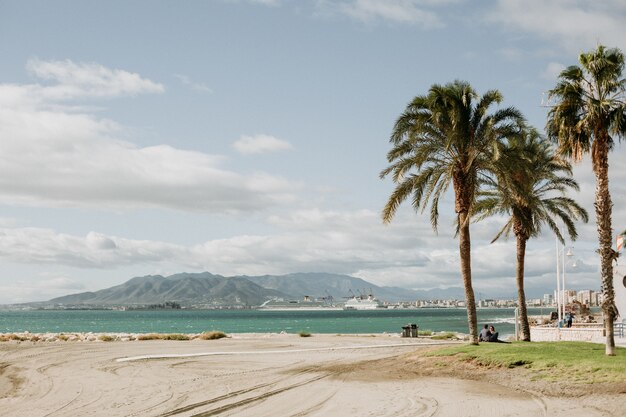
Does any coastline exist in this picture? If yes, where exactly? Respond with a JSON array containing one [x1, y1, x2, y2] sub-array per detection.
[[1, 333, 624, 416]]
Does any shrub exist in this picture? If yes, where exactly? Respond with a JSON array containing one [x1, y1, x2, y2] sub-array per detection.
[[58, 334, 69, 341], [98, 334, 115, 342], [137, 333, 162, 341], [431, 332, 458, 340], [298, 331, 312, 337], [199, 331, 227, 340], [161, 334, 189, 341]]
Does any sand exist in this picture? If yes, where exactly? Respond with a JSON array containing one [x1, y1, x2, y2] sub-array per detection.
[[0, 334, 624, 416]]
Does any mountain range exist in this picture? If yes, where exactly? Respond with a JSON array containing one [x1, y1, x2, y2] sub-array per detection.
[[48, 272, 466, 307]]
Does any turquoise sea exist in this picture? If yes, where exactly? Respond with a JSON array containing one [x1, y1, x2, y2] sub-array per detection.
[[0, 308, 552, 338]]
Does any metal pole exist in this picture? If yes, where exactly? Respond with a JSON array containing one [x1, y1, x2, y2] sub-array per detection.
[[556, 236, 561, 324], [562, 244, 566, 320]]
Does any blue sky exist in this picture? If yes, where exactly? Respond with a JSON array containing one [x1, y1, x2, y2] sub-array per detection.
[[1, 0, 625, 303]]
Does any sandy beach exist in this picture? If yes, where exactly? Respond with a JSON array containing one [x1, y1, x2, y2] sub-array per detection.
[[0, 334, 624, 416]]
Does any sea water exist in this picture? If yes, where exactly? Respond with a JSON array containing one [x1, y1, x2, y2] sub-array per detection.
[[0, 308, 552, 338]]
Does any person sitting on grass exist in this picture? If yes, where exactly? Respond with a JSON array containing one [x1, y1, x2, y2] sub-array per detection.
[[488, 325, 510, 343], [479, 324, 491, 342]]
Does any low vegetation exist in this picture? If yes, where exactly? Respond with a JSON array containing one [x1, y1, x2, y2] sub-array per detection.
[[98, 334, 115, 342], [159, 334, 190, 341], [298, 331, 312, 337], [0, 334, 27, 342], [430, 332, 459, 340], [427, 342, 626, 383], [136, 333, 162, 341], [198, 331, 228, 340]]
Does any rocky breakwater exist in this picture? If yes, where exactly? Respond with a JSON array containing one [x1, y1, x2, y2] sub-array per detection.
[[0, 331, 228, 342]]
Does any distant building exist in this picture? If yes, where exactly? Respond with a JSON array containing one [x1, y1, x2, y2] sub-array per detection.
[[578, 290, 592, 306], [543, 293, 554, 306]]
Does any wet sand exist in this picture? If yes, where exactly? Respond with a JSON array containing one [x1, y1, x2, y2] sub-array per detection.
[[0, 334, 623, 416]]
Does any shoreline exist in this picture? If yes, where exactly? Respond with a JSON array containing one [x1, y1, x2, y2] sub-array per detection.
[[0, 330, 466, 343]]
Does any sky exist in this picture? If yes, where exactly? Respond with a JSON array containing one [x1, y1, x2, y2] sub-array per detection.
[[1, 0, 625, 303]]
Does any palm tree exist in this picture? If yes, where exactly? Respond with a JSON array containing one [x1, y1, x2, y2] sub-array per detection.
[[381, 80, 524, 344], [474, 128, 588, 341], [547, 45, 626, 355]]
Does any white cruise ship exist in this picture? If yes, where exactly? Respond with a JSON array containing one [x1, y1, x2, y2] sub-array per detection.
[[258, 295, 341, 311], [343, 294, 386, 310]]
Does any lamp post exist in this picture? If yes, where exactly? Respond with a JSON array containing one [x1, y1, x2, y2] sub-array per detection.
[[562, 246, 573, 319], [555, 236, 574, 324], [555, 237, 561, 324]]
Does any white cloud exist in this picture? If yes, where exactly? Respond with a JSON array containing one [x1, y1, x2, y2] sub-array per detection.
[[0, 210, 427, 272], [26, 58, 165, 99], [0, 60, 297, 212], [0, 228, 184, 268], [498, 47, 524, 61], [488, 0, 626, 52], [174, 74, 213, 93], [316, 0, 449, 27], [541, 62, 566, 81], [224, 0, 282, 6], [250, 0, 281, 5], [233, 134, 293, 154], [0, 206, 588, 295]]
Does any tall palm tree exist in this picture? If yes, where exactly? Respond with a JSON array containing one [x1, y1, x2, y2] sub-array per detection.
[[547, 45, 626, 355], [381, 80, 524, 344], [474, 128, 588, 341]]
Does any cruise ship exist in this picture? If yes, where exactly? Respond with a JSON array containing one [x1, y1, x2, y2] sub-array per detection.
[[258, 295, 342, 311], [343, 293, 386, 310]]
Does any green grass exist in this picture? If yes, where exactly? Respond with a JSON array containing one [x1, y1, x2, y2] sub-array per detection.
[[418, 329, 433, 336], [426, 342, 626, 383], [431, 332, 458, 340]]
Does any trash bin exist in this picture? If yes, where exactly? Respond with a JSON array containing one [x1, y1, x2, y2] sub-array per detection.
[[401, 325, 411, 338], [410, 323, 418, 338]]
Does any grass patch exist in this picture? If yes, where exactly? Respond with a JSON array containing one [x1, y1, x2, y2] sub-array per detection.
[[137, 333, 190, 341], [161, 334, 190, 341], [431, 332, 458, 340], [0, 334, 27, 342], [198, 331, 227, 340], [57, 334, 69, 341], [298, 331, 312, 337], [426, 342, 626, 383], [98, 334, 115, 342], [137, 333, 162, 341], [418, 329, 433, 336]]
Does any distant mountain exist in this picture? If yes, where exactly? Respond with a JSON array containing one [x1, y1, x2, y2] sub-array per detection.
[[50, 272, 287, 307], [47, 271, 467, 307], [244, 272, 420, 302]]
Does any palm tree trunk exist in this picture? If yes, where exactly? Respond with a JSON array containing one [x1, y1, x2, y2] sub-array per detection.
[[459, 212, 478, 344], [516, 235, 531, 341], [594, 138, 617, 356]]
